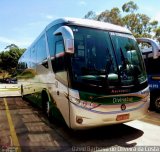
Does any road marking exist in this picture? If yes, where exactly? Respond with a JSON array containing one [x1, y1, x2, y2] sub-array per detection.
[[53, 140, 60, 147], [4, 98, 21, 152]]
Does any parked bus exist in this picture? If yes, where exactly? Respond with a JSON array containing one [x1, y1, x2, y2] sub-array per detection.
[[17, 18, 150, 129], [137, 38, 160, 112]]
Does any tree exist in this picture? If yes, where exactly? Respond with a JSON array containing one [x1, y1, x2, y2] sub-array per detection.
[[122, 1, 157, 38], [123, 13, 153, 38], [154, 27, 160, 43], [97, 8, 123, 26], [150, 20, 158, 30], [84, 11, 97, 20], [122, 1, 138, 13], [84, 1, 159, 39], [5, 44, 19, 50], [0, 44, 25, 77]]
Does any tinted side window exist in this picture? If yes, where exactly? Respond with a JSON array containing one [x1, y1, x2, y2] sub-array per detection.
[[30, 47, 36, 68], [36, 35, 48, 68], [54, 35, 68, 85], [17, 49, 33, 78], [55, 35, 65, 72], [55, 41, 65, 55], [18, 50, 30, 71], [46, 24, 63, 57], [18, 57, 25, 72]]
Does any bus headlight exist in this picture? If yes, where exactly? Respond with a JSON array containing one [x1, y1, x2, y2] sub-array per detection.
[[69, 96, 80, 104], [69, 89, 100, 109], [69, 96, 100, 109]]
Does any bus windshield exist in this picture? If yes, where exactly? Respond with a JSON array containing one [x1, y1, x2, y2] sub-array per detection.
[[70, 26, 147, 89]]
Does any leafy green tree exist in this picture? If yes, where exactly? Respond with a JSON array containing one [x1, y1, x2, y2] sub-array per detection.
[[154, 27, 160, 42], [84, 11, 97, 19], [122, 1, 157, 38], [84, 1, 159, 39], [0, 44, 25, 77], [5, 44, 19, 50], [122, 1, 138, 13], [123, 13, 152, 38], [97, 8, 123, 26], [150, 20, 158, 30]]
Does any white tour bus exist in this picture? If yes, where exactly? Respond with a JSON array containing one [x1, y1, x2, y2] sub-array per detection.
[[18, 18, 150, 129]]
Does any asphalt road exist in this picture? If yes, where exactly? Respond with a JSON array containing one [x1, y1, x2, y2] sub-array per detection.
[[0, 97, 160, 152]]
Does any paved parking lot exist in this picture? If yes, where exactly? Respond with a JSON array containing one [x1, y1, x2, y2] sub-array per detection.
[[0, 97, 160, 152]]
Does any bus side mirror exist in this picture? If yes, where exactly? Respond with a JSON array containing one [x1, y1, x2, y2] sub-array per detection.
[[54, 26, 74, 54], [137, 38, 159, 59], [151, 41, 159, 59]]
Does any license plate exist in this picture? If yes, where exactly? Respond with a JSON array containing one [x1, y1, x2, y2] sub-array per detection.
[[116, 114, 129, 121]]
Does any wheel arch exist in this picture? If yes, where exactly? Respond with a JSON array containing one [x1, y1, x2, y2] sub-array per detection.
[[41, 89, 52, 102], [41, 88, 66, 124]]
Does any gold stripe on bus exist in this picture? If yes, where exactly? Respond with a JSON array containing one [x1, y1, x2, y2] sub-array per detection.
[[152, 76, 160, 80]]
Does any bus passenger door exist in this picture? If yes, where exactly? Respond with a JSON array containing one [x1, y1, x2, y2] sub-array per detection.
[[53, 35, 70, 126]]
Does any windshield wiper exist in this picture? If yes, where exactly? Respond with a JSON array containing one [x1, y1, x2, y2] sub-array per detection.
[[105, 48, 112, 75], [103, 48, 113, 88], [119, 48, 140, 84], [120, 47, 127, 68]]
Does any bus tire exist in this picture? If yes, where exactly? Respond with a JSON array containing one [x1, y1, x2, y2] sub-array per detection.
[[21, 85, 24, 99], [41, 90, 52, 119], [155, 97, 160, 113]]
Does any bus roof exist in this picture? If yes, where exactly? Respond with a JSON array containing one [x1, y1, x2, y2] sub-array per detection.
[[46, 17, 132, 34], [22, 17, 132, 54]]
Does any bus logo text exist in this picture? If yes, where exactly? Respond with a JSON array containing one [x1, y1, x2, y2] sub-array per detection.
[[113, 97, 133, 104]]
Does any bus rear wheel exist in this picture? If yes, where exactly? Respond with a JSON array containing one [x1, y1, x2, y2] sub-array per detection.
[[21, 85, 25, 99], [155, 97, 160, 113]]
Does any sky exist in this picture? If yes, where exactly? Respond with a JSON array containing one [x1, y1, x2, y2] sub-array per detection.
[[0, 0, 160, 51]]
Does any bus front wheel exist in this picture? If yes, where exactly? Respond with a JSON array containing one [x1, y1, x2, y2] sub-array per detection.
[[155, 97, 160, 113], [41, 91, 51, 119], [21, 85, 24, 99]]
